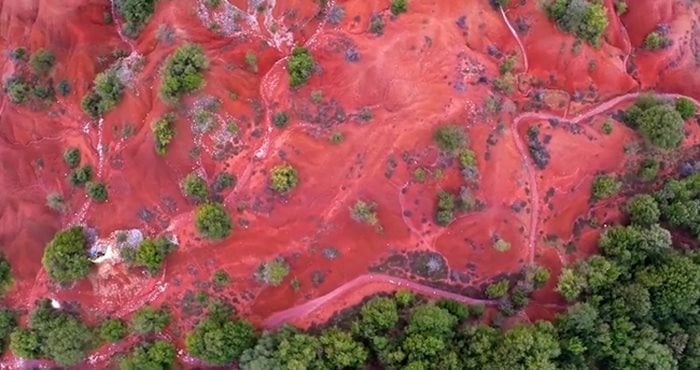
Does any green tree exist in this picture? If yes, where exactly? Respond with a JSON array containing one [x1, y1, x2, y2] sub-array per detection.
[[81, 69, 125, 119], [636, 255, 700, 319], [485, 279, 509, 298], [0, 309, 16, 348], [186, 305, 257, 365], [546, 0, 609, 46], [0, 254, 11, 296], [160, 43, 209, 103], [69, 165, 93, 186], [287, 47, 316, 87], [675, 97, 696, 120], [591, 174, 621, 200], [637, 104, 685, 148], [354, 296, 399, 337], [99, 318, 127, 342], [119, 340, 176, 370], [86, 181, 108, 202], [557, 268, 584, 301], [151, 113, 176, 155], [131, 306, 171, 335], [181, 173, 209, 202], [273, 111, 289, 128], [626, 194, 660, 226], [29, 49, 55, 74], [133, 237, 176, 274], [118, 0, 158, 37], [390, 0, 408, 15], [63, 147, 80, 168], [434, 125, 466, 153], [319, 328, 368, 369], [256, 258, 290, 286], [195, 203, 232, 239], [3, 76, 30, 104], [269, 164, 299, 193], [42, 227, 91, 284]]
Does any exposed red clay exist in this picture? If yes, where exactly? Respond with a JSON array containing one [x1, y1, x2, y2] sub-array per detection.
[[1, 0, 700, 367]]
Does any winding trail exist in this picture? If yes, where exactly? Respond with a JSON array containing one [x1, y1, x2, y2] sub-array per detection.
[[500, 6, 528, 73], [263, 273, 497, 329]]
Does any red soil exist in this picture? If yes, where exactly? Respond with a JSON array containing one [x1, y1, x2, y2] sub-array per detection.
[[1, 0, 699, 367]]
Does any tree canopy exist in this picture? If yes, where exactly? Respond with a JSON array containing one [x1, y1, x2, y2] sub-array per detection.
[[41, 227, 92, 284], [195, 202, 232, 239], [119, 340, 176, 370], [131, 306, 171, 335], [160, 43, 208, 103], [186, 302, 257, 365], [287, 47, 316, 87]]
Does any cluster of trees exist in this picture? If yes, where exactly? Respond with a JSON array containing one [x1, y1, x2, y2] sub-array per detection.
[[545, 0, 609, 46], [287, 47, 316, 87], [9, 300, 93, 366], [119, 340, 176, 370], [160, 43, 208, 103], [0, 309, 16, 349], [255, 258, 290, 287], [433, 124, 479, 180], [0, 253, 12, 296], [41, 227, 91, 284], [81, 67, 124, 119], [151, 113, 176, 155], [117, 0, 158, 38], [3, 48, 58, 105], [269, 164, 299, 193], [122, 236, 177, 275], [623, 94, 691, 149], [195, 202, 232, 240]]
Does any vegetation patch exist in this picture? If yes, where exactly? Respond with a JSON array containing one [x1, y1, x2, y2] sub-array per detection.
[[623, 94, 688, 149], [123, 236, 177, 275], [527, 126, 550, 169], [350, 200, 379, 226], [99, 318, 127, 343], [42, 227, 91, 284], [0, 253, 12, 296], [390, 0, 408, 16], [269, 164, 299, 193], [81, 67, 125, 119], [69, 165, 93, 187], [591, 174, 621, 201], [181, 173, 209, 203], [545, 0, 609, 46], [119, 340, 176, 369], [152, 113, 176, 155], [117, 0, 158, 38], [131, 306, 171, 335], [256, 258, 290, 287], [287, 47, 316, 88], [434, 124, 466, 153], [408, 250, 448, 280], [86, 181, 108, 202], [195, 203, 232, 240], [161, 43, 209, 103]]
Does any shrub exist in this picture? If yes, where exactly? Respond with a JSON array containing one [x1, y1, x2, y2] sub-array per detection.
[[591, 175, 621, 201], [212, 270, 231, 286], [119, 340, 176, 370], [614, 0, 627, 14], [133, 237, 176, 275], [56, 79, 71, 96], [205, 0, 221, 8], [395, 290, 415, 307], [434, 125, 466, 153], [458, 149, 477, 168], [131, 306, 170, 335], [81, 69, 124, 119], [601, 119, 613, 134], [638, 158, 659, 182], [545, 0, 609, 46], [195, 203, 232, 239], [637, 104, 685, 149], [29, 49, 55, 74], [10, 47, 26, 61], [245, 51, 258, 73], [369, 15, 384, 35], [390, 0, 408, 15], [273, 111, 289, 128], [42, 227, 91, 284], [118, 0, 158, 37], [435, 191, 456, 226], [212, 172, 236, 193], [62, 147, 80, 168], [86, 181, 108, 202], [4, 76, 29, 104], [643, 31, 671, 50], [330, 131, 344, 144], [493, 238, 511, 252], [0, 309, 16, 348], [69, 165, 92, 186], [626, 194, 660, 226], [436, 299, 469, 320], [269, 164, 299, 193], [0, 253, 11, 296], [10, 300, 93, 366], [46, 192, 66, 213], [181, 173, 209, 203], [350, 200, 379, 225], [151, 113, 176, 155], [532, 266, 551, 288], [485, 279, 509, 298], [160, 43, 209, 103], [287, 47, 315, 87], [99, 318, 127, 343], [256, 258, 290, 286], [675, 97, 696, 120]]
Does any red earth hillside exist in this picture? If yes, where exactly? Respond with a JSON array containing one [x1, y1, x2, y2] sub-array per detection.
[[0, 0, 699, 367]]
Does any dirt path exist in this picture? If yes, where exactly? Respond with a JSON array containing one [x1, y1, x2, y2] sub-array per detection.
[[263, 273, 497, 329]]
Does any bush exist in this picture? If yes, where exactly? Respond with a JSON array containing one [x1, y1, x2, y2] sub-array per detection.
[[160, 43, 209, 103], [485, 279, 509, 298], [591, 175, 621, 201], [29, 49, 55, 75], [493, 238, 511, 252], [69, 165, 92, 186], [545, 0, 609, 46], [9, 300, 93, 366], [273, 111, 289, 128], [436, 299, 469, 320], [186, 306, 257, 365], [132, 237, 176, 275], [638, 158, 659, 182], [626, 194, 660, 226], [195, 203, 232, 239], [62, 147, 80, 168], [46, 192, 66, 213], [119, 340, 176, 370], [0, 253, 11, 296], [42, 227, 91, 284], [81, 69, 124, 119], [4, 76, 29, 104], [212, 270, 231, 286], [181, 173, 209, 203], [287, 47, 316, 87], [675, 97, 696, 120], [86, 181, 108, 202], [212, 172, 236, 193], [256, 258, 290, 286], [118, 0, 158, 38], [434, 125, 466, 153], [390, 0, 408, 15], [10, 47, 26, 61], [369, 15, 384, 35], [151, 113, 176, 155], [269, 164, 299, 193], [395, 290, 415, 307], [99, 318, 127, 342], [350, 200, 379, 225], [435, 191, 456, 226], [643, 31, 671, 50], [637, 104, 685, 149], [245, 51, 258, 73], [131, 306, 170, 335]]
